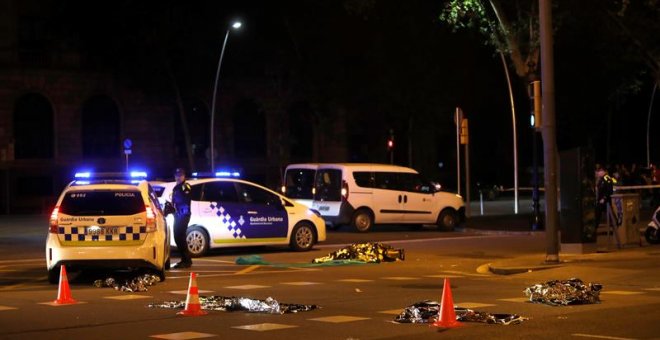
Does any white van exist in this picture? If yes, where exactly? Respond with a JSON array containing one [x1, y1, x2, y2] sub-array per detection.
[[282, 163, 464, 232]]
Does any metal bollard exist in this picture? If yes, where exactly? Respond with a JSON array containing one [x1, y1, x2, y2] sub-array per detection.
[[479, 191, 484, 216]]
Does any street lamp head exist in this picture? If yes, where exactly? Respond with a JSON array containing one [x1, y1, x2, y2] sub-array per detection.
[[232, 21, 242, 29]]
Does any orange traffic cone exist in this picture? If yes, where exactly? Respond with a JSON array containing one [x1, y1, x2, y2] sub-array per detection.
[[53, 265, 77, 305], [177, 272, 208, 316], [432, 278, 461, 328]]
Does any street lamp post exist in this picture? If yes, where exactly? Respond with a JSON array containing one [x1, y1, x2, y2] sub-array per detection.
[[210, 21, 242, 173]]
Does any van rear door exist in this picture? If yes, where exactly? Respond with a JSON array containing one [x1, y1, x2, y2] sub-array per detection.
[[312, 168, 343, 218], [282, 165, 317, 207]]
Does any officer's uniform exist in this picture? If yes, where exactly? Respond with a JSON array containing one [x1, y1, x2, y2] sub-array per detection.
[[172, 172, 193, 267], [594, 172, 616, 230]]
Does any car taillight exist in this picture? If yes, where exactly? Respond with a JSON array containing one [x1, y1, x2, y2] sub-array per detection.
[[341, 180, 349, 201], [145, 205, 157, 232], [49, 207, 59, 233]]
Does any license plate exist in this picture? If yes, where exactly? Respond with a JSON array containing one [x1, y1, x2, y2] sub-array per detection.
[[85, 226, 119, 236]]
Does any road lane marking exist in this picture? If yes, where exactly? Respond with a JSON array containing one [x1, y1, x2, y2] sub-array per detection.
[[195, 259, 235, 264], [600, 291, 645, 295], [644, 288, 660, 291], [104, 294, 152, 300], [381, 277, 420, 281], [440, 270, 490, 277], [0, 258, 43, 265], [232, 323, 298, 332], [224, 284, 270, 290], [379, 309, 403, 315], [309, 315, 371, 323], [572, 334, 638, 340], [150, 332, 216, 339], [456, 302, 496, 308], [498, 298, 529, 303], [0, 305, 17, 311], [337, 279, 374, 283], [281, 281, 321, 286], [235, 265, 260, 275]]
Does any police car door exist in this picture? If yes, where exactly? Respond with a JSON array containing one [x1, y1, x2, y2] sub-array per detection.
[[199, 181, 244, 242], [235, 183, 289, 240]]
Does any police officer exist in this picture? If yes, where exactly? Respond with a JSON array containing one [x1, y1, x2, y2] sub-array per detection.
[[594, 166, 617, 231], [171, 168, 193, 269]]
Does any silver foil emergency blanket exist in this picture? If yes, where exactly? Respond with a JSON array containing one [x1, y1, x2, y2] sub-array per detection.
[[312, 242, 405, 263], [523, 278, 603, 306], [394, 300, 528, 325], [148, 295, 319, 314], [93, 274, 160, 292]]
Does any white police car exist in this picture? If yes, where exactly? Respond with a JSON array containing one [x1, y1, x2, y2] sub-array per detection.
[[46, 172, 170, 283], [154, 172, 326, 257]]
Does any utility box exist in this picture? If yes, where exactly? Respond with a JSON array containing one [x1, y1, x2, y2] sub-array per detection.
[[559, 147, 597, 253], [611, 193, 641, 246]]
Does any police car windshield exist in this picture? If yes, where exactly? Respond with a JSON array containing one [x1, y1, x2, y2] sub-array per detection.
[[59, 190, 145, 216]]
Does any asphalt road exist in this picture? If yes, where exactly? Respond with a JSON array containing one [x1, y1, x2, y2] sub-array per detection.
[[1, 212, 659, 339]]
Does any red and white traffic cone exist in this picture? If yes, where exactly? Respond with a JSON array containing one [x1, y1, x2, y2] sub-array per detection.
[[53, 265, 77, 305], [432, 278, 461, 328], [177, 272, 207, 316]]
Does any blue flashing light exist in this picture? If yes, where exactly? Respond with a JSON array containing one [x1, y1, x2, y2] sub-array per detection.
[[74, 172, 91, 178], [74, 180, 90, 185], [130, 171, 148, 178], [215, 171, 241, 178], [192, 172, 199, 177]]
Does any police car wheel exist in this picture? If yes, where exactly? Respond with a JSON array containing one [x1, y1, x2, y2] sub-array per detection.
[[290, 223, 315, 251], [437, 209, 457, 231], [186, 227, 210, 257], [47, 266, 60, 284], [352, 209, 373, 233]]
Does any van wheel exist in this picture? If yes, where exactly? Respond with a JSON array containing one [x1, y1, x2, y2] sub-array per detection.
[[47, 266, 60, 284], [290, 222, 316, 251], [352, 209, 373, 233], [164, 257, 171, 270], [186, 226, 210, 258], [437, 209, 458, 231]]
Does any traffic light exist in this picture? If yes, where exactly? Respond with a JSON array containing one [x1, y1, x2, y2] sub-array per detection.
[[528, 80, 542, 129], [387, 129, 394, 151], [460, 118, 468, 145]]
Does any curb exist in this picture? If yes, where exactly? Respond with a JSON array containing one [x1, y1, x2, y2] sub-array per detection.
[[488, 263, 563, 275]]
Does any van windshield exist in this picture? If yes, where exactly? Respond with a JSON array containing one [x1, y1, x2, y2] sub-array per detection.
[[314, 169, 342, 201], [284, 169, 316, 199], [59, 190, 145, 216]]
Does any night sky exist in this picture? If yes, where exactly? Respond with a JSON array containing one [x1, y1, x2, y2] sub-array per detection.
[[14, 0, 660, 186]]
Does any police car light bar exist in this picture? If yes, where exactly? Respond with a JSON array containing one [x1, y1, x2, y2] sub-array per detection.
[[215, 171, 241, 178], [130, 171, 148, 178], [190, 171, 241, 178], [74, 172, 91, 178], [73, 171, 149, 180]]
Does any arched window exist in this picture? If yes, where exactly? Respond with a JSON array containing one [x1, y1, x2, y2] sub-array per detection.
[[13, 93, 54, 159], [233, 99, 266, 158], [81, 95, 120, 158]]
